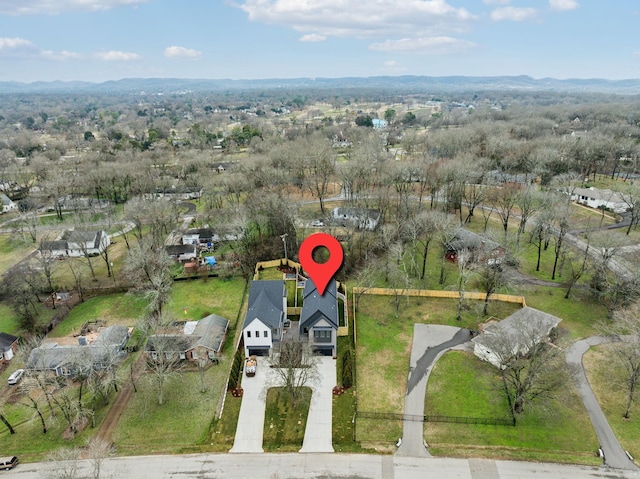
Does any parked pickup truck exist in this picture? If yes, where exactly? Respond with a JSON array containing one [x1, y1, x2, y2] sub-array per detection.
[[245, 356, 257, 377]]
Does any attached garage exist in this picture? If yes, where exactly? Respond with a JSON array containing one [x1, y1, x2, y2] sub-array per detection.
[[248, 347, 270, 357]]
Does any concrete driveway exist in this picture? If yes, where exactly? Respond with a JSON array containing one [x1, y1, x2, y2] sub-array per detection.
[[300, 356, 336, 453], [230, 357, 275, 453], [230, 354, 336, 454]]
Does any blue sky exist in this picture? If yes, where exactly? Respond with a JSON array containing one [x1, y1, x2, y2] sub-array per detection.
[[0, 0, 638, 83]]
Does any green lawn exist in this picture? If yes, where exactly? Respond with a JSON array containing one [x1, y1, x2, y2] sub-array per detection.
[[263, 386, 311, 452], [354, 294, 521, 442], [209, 391, 242, 451], [425, 351, 600, 465], [523, 286, 606, 339], [0, 303, 23, 336], [166, 276, 247, 325], [48, 293, 148, 337], [113, 365, 229, 455], [0, 233, 35, 275], [583, 344, 640, 464]]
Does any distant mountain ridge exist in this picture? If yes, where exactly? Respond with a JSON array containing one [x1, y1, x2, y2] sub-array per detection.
[[1, 75, 640, 94]]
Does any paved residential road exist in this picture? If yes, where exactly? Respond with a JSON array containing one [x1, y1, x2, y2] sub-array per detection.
[[7, 453, 640, 479]]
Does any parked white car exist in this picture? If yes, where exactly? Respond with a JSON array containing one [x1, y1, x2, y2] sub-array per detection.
[[7, 369, 24, 385]]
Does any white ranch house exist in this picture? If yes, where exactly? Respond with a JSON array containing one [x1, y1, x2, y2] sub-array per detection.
[[571, 187, 628, 214]]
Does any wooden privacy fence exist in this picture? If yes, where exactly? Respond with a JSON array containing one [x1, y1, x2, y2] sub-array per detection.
[[352, 287, 526, 307]]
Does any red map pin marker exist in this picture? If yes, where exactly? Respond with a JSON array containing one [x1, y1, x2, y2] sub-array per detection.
[[298, 233, 343, 296]]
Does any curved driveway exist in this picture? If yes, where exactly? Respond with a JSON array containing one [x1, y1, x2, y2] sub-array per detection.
[[396, 324, 471, 458], [566, 336, 638, 471]]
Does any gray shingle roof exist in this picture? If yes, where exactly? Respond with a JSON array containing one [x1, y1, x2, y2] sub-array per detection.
[[471, 306, 562, 354], [147, 314, 229, 353], [300, 279, 338, 330], [243, 280, 285, 330]]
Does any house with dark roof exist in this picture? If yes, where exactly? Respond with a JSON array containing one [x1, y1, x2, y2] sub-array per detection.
[[242, 280, 287, 357], [0, 333, 19, 364], [299, 279, 339, 356], [445, 228, 506, 265], [181, 228, 215, 246], [26, 325, 129, 377], [146, 314, 229, 362], [471, 307, 562, 368], [165, 244, 197, 262], [39, 230, 110, 258]]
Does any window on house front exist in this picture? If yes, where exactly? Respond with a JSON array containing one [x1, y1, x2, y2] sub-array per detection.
[[255, 331, 260, 338], [246, 331, 251, 338], [313, 330, 332, 343], [264, 330, 269, 338]]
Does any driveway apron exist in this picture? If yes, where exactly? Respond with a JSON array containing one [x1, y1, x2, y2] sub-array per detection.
[[300, 356, 336, 452]]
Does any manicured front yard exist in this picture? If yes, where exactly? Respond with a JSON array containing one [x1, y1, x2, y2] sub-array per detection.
[[262, 387, 311, 452]]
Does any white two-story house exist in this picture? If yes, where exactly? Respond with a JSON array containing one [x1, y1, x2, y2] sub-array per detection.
[[242, 280, 287, 357]]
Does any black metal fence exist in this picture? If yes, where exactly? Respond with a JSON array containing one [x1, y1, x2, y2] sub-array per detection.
[[356, 411, 515, 427]]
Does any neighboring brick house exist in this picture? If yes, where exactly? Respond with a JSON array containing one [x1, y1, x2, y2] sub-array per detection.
[[242, 280, 287, 357], [299, 279, 339, 357], [446, 228, 506, 266], [0, 333, 19, 364], [146, 314, 230, 362]]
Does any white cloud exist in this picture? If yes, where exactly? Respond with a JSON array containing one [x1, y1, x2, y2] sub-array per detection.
[[41, 49, 82, 60], [370, 36, 476, 55], [483, 0, 510, 4], [299, 34, 327, 42], [0, 37, 39, 56], [381, 60, 407, 73], [633, 51, 640, 58], [0, 37, 81, 60], [164, 46, 203, 59], [549, 0, 578, 11], [0, 0, 149, 15], [235, 0, 476, 39], [490, 6, 537, 21], [95, 51, 142, 61]]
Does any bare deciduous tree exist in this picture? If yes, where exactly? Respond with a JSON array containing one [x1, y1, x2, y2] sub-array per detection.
[[479, 317, 566, 415], [268, 341, 319, 407], [602, 303, 640, 419]]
